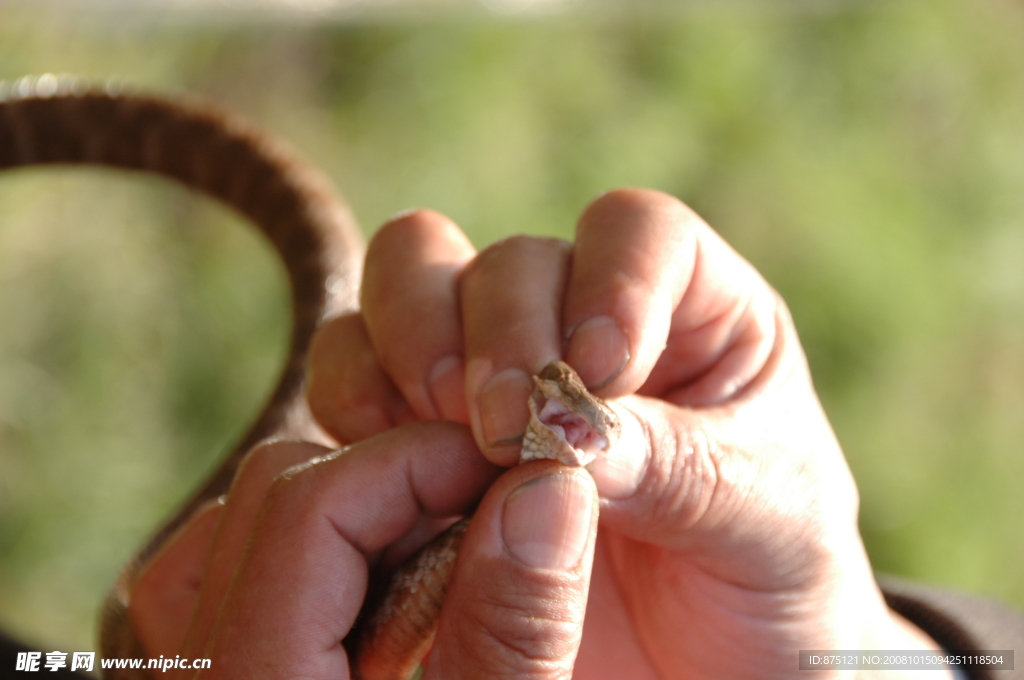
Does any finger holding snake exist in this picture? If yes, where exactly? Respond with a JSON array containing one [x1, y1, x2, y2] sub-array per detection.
[[129, 440, 333, 663], [308, 188, 954, 679], [134, 422, 597, 680], [307, 210, 476, 445]]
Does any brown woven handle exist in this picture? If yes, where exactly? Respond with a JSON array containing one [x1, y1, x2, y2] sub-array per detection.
[[0, 74, 365, 678]]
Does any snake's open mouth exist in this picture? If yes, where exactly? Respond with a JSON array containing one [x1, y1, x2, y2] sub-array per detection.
[[540, 394, 609, 455], [522, 390, 608, 466]]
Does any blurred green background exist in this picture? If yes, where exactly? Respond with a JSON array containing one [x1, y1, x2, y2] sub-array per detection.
[[2, 0, 1023, 654]]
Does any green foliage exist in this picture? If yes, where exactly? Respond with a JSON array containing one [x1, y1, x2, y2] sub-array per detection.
[[1, 0, 1023, 651]]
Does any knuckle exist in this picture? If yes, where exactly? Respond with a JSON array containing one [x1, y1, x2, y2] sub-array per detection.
[[577, 188, 704, 246], [262, 457, 325, 519], [363, 212, 472, 313], [644, 416, 721, 539], [451, 579, 583, 678], [362, 213, 439, 308], [461, 235, 570, 290], [236, 440, 329, 495], [370, 208, 455, 253], [582, 187, 696, 226], [237, 440, 305, 487]]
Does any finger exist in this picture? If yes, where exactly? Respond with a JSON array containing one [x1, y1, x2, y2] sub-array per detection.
[[586, 383, 865, 679], [178, 440, 333, 662], [425, 461, 598, 680], [361, 210, 476, 423], [307, 312, 415, 443], [564, 188, 778, 405], [129, 499, 222, 658], [572, 535, 662, 680], [461, 236, 573, 464], [589, 323, 857, 584], [197, 423, 501, 678]]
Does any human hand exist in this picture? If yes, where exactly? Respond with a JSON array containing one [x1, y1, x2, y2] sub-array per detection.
[[129, 424, 604, 679], [303, 188, 950, 679]]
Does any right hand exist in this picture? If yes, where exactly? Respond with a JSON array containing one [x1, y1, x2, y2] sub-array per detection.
[[305, 188, 949, 679]]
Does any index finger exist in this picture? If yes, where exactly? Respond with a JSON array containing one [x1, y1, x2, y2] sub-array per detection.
[[564, 188, 778, 405]]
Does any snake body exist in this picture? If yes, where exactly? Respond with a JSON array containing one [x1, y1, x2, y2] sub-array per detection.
[[0, 76, 619, 680], [1, 75, 364, 678], [352, 360, 620, 680]]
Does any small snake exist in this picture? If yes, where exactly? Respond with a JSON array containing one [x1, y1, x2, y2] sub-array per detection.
[[0, 76, 620, 680], [351, 360, 620, 680]]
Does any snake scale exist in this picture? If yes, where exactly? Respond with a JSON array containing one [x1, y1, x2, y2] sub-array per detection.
[[0, 75, 619, 680]]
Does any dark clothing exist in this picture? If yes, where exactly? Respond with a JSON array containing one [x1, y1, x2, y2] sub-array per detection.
[[881, 575, 1024, 680]]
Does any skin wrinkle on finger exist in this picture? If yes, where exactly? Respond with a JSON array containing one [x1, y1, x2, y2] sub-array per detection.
[[316, 462, 430, 560], [625, 399, 722, 545], [466, 585, 585, 661], [658, 288, 779, 406], [445, 613, 573, 680], [678, 227, 760, 309], [673, 225, 765, 327], [428, 463, 596, 680], [600, 394, 836, 589], [443, 584, 586, 679], [641, 303, 745, 397], [635, 237, 783, 405], [704, 288, 779, 402], [602, 317, 861, 598]]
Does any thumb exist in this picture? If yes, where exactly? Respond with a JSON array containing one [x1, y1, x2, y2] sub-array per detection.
[[589, 381, 857, 588], [425, 461, 598, 680]]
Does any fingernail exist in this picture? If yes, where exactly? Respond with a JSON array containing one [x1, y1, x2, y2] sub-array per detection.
[[503, 472, 594, 570], [565, 316, 630, 389], [479, 368, 533, 447], [428, 355, 468, 422]]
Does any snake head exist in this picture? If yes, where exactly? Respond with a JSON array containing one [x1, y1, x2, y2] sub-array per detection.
[[520, 360, 622, 466]]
